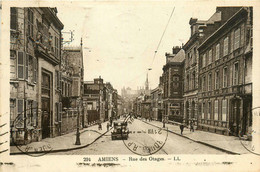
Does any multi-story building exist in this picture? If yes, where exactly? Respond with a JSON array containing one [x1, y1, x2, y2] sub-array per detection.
[[83, 77, 105, 124], [161, 47, 185, 123], [10, 7, 63, 144], [150, 86, 163, 121], [197, 7, 253, 137], [60, 44, 85, 132]]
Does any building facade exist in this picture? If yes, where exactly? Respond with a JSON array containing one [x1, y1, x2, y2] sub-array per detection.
[[161, 47, 185, 123], [197, 7, 253, 137], [10, 7, 64, 144], [60, 44, 85, 132]]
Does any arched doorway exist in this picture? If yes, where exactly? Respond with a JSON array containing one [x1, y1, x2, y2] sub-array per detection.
[[185, 101, 189, 125]]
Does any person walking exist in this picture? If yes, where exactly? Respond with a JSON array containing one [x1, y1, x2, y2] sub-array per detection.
[[190, 120, 194, 132], [98, 121, 102, 130], [180, 123, 184, 135], [107, 122, 110, 131]]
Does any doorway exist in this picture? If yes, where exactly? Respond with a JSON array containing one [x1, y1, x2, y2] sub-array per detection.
[[41, 71, 52, 139]]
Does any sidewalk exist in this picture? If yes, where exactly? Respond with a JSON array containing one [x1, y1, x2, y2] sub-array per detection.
[[142, 119, 251, 155], [10, 122, 112, 155]]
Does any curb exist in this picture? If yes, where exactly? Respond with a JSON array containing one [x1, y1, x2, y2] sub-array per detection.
[[141, 120, 240, 155], [10, 127, 113, 155]]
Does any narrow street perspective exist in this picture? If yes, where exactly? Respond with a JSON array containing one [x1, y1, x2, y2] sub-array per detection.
[[7, 5, 254, 156]]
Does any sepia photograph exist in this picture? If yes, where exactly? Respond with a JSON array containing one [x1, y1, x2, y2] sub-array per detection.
[[0, 0, 260, 171]]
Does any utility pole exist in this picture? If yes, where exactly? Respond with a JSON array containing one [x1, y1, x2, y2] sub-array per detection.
[[75, 98, 81, 145]]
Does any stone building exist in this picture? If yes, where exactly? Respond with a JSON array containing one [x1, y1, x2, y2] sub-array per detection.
[[150, 86, 163, 121], [197, 7, 253, 137], [60, 44, 85, 133], [161, 47, 185, 123], [10, 7, 63, 144]]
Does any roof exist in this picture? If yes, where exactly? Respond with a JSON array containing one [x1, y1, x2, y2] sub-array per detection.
[[198, 7, 247, 51], [168, 49, 185, 63]]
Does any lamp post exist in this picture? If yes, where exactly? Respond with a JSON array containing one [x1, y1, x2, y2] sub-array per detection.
[[75, 98, 81, 145]]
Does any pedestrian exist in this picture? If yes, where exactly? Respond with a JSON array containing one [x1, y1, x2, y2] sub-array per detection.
[[190, 120, 194, 132], [107, 122, 110, 131], [180, 123, 184, 135], [98, 122, 102, 130]]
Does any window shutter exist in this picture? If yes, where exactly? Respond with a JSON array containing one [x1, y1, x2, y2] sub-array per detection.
[[17, 99, 24, 128], [33, 57, 37, 83], [18, 51, 24, 79], [25, 54, 29, 80], [230, 30, 234, 52]]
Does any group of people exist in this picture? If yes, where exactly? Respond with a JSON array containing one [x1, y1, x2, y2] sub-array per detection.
[[179, 120, 195, 135], [98, 121, 113, 131]]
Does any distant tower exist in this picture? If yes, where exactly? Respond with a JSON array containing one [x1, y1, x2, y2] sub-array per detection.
[[145, 73, 149, 91]]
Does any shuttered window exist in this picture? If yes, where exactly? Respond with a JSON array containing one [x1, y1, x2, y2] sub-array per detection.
[[223, 67, 228, 87], [17, 99, 24, 128], [10, 50, 16, 79], [208, 102, 211, 119], [18, 52, 24, 79], [222, 99, 227, 121], [25, 54, 29, 80], [214, 100, 219, 120], [201, 102, 205, 119], [215, 43, 220, 60], [208, 49, 212, 64], [234, 28, 240, 50], [223, 37, 229, 56]]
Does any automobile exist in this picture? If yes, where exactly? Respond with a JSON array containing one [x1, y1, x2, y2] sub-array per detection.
[[111, 121, 129, 140]]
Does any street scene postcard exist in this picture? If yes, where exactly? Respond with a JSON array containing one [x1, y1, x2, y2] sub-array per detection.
[[0, 0, 260, 171]]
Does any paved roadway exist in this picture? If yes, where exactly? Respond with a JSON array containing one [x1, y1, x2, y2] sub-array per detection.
[[50, 118, 226, 155]]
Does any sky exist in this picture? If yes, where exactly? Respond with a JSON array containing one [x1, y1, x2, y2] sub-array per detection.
[[56, 1, 217, 94]]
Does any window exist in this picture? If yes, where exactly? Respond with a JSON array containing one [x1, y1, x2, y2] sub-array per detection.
[[10, 7, 17, 30], [233, 63, 239, 85], [222, 99, 227, 121], [32, 101, 38, 126], [28, 56, 33, 82], [28, 8, 34, 37], [215, 43, 220, 60], [27, 100, 33, 126], [10, 99, 16, 125], [208, 101, 211, 119], [25, 54, 29, 80], [215, 70, 219, 89], [223, 67, 228, 87], [214, 100, 219, 120], [202, 54, 206, 68], [54, 36, 59, 58], [18, 51, 24, 79], [17, 99, 24, 128], [208, 73, 212, 91], [202, 76, 206, 92], [208, 49, 212, 64], [33, 57, 37, 83], [192, 72, 196, 89], [202, 102, 205, 119], [10, 50, 16, 79], [193, 47, 196, 64], [234, 28, 240, 50], [223, 37, 229, 56], [186, 75, 189, 91]]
